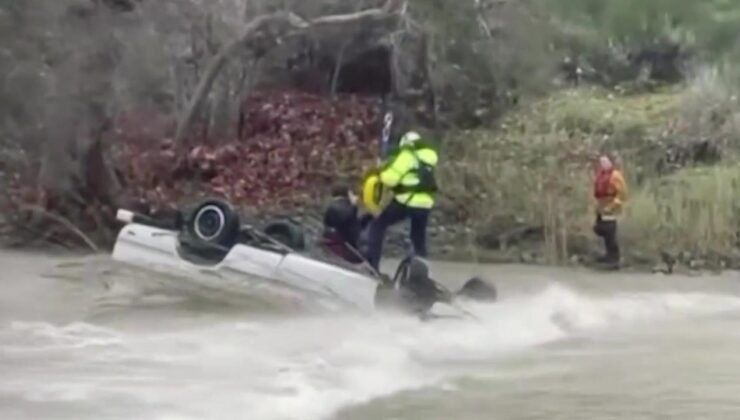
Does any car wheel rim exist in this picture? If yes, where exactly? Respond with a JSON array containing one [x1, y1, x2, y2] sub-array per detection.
[[193, 205, 226, 241]]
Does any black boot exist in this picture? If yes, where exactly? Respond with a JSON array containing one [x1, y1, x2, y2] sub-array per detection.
[[594, 217, 620, 269]]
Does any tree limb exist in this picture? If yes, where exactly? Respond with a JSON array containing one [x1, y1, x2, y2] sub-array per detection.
[[310, 0, 402, 26], [175, 12, 301, 144], [330, 39, 351, 97], [174, 0, 403, 145], [19, 204, 100, 252]]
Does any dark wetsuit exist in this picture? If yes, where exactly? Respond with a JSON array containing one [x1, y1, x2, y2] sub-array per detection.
[[321, 195, 372, 264]]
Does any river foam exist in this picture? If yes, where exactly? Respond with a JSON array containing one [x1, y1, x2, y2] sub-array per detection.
[[3, 282, 740, 420]]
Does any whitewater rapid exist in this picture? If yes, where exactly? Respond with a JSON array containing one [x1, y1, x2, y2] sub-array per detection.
[[4, 267, 740, 420]]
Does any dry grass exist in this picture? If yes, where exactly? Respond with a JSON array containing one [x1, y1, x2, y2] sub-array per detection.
[[623, 165, 740, 257], [616, 68, 740, 260], [438, 128, 595, 263]]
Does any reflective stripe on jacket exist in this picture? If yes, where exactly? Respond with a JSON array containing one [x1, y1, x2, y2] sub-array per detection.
[[379, 146, 438, 209]]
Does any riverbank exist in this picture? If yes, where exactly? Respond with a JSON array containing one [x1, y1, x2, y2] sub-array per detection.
[[4, 78, 740, 275]]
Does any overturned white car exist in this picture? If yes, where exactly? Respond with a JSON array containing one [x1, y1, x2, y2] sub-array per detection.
[[111, 198, 496, 318]]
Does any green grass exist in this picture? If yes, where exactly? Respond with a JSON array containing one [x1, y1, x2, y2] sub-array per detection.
[[548, 0, 740, 62], [518, 86, 681, 136], [436, 85, 737, 264]]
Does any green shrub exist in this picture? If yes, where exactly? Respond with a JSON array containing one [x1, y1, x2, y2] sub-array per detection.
[[549, 0, 740, 58]]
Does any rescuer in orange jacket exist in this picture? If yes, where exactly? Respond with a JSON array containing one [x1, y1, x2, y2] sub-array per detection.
[[592, 154, 628, 268]]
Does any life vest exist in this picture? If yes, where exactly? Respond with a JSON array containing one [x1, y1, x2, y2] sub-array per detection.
[[392, 149, 439, 195], [359, 140, 439, 210], [593, 168, 628, 218], [593, 169, 615, 199]]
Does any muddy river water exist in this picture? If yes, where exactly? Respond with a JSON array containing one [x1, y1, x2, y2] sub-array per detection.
[[2, 250, 740, 420]]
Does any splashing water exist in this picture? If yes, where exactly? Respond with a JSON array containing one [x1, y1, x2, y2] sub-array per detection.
[[4, 279, 740, 420]]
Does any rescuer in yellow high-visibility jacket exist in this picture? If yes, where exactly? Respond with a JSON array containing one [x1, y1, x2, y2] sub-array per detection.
[[364, 131, 439, 270]]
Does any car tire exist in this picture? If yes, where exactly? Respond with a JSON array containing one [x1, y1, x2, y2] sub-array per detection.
[[187, 198, 240, 249], [263, 220, 306, 251]]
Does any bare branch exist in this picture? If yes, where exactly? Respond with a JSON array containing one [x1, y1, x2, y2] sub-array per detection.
[[174, 1, 403, 145], [19, 205, 100, 252], [175, 12, 300, 143], [310, 0, 402, 26]]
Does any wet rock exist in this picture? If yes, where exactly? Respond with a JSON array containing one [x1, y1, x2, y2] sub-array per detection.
[[628, 251, 657, 267], [659, 250, 677, 269], [534, 254, 549, 265], [704, 250, 737, 271], [677, 251, 693, 265], [688, 259, 706, 270], [566, 234, 592, 258], [519, 250, 536, 264], [725, 257, 740, 270], [476, 216, 544, 251], [651, 263, 672, 275]]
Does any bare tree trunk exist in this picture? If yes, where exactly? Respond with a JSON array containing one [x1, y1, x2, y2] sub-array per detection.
[[208, 70, 232, 139], [30, 2, 124, 247], [236, 58, 260, 140], [330, 39, 351, 97], [173, 62, 187, 118], [175, 0, 403, 145], [418, 32, 438, 127], [38, 105, 81, 205], [388, 33, 403, 98], [175, 12, 300, 144]]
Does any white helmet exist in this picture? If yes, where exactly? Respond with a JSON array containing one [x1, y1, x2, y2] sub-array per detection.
[[399, 131, 422, 147]]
